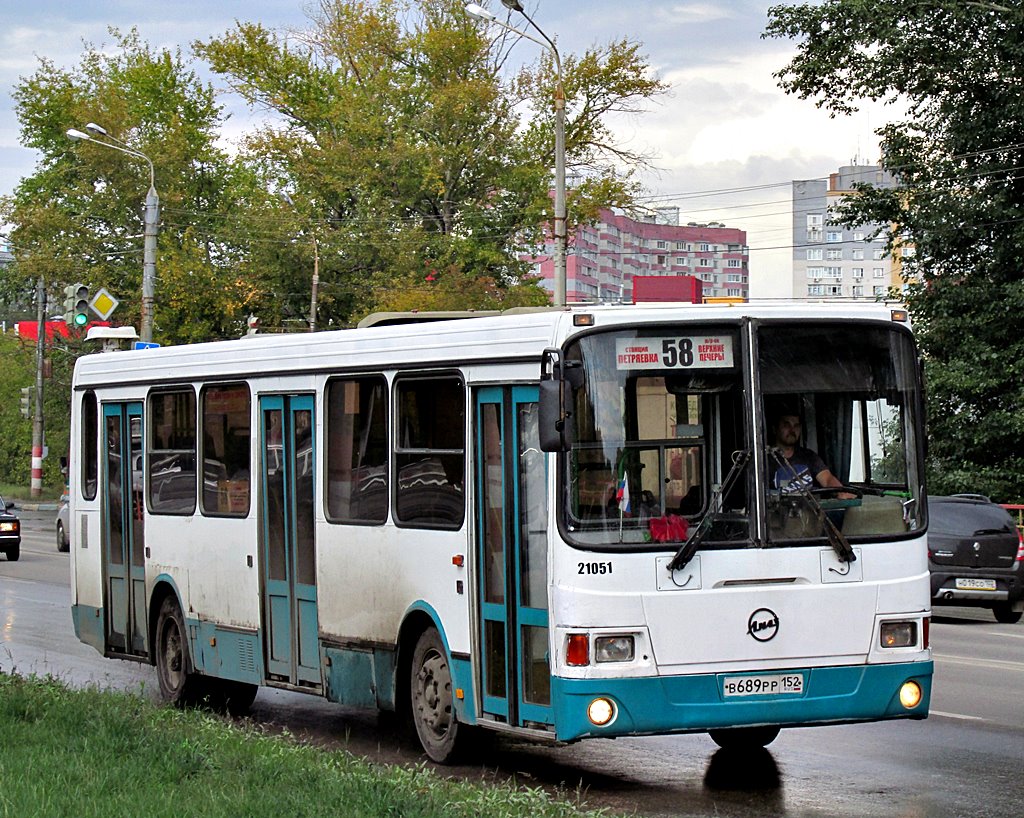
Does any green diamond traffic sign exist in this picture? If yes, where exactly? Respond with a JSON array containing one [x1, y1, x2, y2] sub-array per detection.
[[90, 288, 119, 321]]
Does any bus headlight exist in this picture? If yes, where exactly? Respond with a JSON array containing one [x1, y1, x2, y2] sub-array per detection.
[[880, 621, 917, 648], [587, 697, 616, 726], [594, 635, 635, 663], [899, 680, 923, 709]]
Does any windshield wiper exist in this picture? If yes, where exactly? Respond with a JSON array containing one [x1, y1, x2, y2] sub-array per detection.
[[668, 449, 750, 572], [768, 447, 856, 564]]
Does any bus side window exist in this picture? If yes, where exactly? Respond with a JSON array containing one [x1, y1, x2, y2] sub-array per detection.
[[148, 389, 197, 515], [326, 376, 388, 525], [81, 391, 98, 501], [200, 384, 251, 517], [394, 376, 465, 528]]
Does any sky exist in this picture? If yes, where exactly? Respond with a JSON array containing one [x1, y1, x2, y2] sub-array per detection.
[[0, 0, 895, 297]]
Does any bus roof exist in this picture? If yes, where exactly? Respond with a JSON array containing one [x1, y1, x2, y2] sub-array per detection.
[[72, 300, 909, 389]]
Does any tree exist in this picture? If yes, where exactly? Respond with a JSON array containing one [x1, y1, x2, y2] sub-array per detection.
[[765, 1, 1024, 502], [1, 28, 260, 345], [196, 0, 667, 320]]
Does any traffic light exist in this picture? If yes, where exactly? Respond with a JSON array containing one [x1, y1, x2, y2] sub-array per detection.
[[63, 282, 90, 327], [19, 387, 32, 419]]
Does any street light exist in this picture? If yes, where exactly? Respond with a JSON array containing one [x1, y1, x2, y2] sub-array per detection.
[[67, 125, 159, 343], [465, 2, 567, 306]]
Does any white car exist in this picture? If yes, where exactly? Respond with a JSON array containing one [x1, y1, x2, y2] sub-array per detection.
[[56, 492, 70, 552]]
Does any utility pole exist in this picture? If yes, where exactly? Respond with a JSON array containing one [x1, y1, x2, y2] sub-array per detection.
[[31, 276, 45, 498], [142, 183, 159, 342], [310, 235, 319, 333]]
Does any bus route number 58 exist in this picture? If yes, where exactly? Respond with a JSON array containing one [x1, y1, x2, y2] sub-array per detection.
[[662, 338, 694, 368]]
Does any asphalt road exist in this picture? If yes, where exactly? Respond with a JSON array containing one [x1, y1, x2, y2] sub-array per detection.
[[2, 509, 1023, 818]]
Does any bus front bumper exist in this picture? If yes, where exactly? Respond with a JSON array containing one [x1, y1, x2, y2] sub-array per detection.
[[550, 661, 933, 743]]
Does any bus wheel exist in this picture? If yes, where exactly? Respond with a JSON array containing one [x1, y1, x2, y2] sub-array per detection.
[[410, 628, 462, 763], [708, 725, 781, 750], [155, 596, 202, 707]]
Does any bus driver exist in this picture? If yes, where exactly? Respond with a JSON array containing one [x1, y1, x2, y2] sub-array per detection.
[[770, 412, 845, 494]]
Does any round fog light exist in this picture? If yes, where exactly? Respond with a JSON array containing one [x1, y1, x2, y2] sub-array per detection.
[[587, 697, 616, 726], [899, 680, 922, 709]]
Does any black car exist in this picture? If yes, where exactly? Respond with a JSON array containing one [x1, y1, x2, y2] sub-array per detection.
[[929, 495, 1024, 623], [0, 496, 21, 561]]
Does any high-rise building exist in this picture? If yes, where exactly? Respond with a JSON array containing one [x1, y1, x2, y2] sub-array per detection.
[[791, 164, 903, 300], [526, 208, 749, 302]]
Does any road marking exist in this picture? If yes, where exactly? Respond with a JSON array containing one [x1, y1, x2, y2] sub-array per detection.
[[933, 651, 1024, 671], [930, 710, 986, 722]]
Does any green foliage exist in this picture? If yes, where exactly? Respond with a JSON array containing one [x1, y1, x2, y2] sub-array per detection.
[[2, 28, 260, 345], [766, 0, 1024, 502], [0, 673, 615, 818], [0, 335, 37, 486], [0, 333, 72, 490], [196, 0, 667, 321]]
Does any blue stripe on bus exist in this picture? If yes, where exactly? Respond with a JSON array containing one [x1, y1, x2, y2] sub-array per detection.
[[550, 661, 933, 742]]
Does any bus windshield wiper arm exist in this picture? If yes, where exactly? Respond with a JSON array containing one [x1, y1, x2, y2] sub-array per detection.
[[668, 449, 750, 572], [768, 448, 856, 564]]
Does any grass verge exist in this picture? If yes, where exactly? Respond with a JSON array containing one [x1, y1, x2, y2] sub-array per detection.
[[0, 483, 62, 502], [0, 673, 615, 818]]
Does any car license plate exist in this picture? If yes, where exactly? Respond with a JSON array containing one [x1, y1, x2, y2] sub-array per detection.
[[955, 577, 997, 591], [723, 673, 804, 697]]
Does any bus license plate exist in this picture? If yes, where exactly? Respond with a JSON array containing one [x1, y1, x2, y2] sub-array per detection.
[[955, 577, 997, 591], [723, 673, 804, 697]]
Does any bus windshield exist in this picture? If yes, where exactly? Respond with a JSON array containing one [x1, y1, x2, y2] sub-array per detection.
[[561, 320, 925, 550], [564, 325, 748, 547], [760, 322, 925, 544]]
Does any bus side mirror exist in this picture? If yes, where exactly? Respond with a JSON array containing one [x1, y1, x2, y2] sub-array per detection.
[[539, 348, 577, 452]]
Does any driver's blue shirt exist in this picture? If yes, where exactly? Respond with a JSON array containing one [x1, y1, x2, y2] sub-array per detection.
[[773, 447, 828, 493]]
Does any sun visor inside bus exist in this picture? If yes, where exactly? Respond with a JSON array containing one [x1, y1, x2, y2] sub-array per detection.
[[663, 371, 735, 394]]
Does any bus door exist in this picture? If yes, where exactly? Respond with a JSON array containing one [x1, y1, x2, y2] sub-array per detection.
[[101, 402, 146, 656], [475, 386, 552, 726], [259, 395, 320, 688]]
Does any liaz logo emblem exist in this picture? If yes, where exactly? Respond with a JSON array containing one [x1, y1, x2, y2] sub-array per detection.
[[747, 608, 780, 642]]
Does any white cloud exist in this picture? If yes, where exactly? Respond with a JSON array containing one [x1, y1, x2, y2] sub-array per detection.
[[658, 4, 737, 25]]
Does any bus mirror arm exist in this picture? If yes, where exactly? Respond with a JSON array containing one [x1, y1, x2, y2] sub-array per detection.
[[668, 449, 750, 572]]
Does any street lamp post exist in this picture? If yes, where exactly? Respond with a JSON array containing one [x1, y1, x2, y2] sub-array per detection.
[[465, 2, 567, 307], [67, 125, 158, 343]]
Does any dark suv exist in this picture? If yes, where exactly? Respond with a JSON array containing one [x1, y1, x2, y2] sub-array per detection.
[[929, 495, 1024, 623]]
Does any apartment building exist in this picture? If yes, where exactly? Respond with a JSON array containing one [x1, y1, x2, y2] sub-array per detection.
[[792, 164, 905, 300], [527, 207, 749, 303]]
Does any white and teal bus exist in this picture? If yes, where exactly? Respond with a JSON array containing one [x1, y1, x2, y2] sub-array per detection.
[[69, 301, 932, 762]]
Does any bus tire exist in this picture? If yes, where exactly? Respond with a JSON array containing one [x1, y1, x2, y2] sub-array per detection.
[[708, 725, 781, 749], [154, 596, 203, 707], [410, 628, 463, 763]]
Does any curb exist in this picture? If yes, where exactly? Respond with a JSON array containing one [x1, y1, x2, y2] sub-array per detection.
[[12, 502, 59, 512]]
